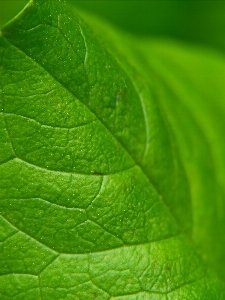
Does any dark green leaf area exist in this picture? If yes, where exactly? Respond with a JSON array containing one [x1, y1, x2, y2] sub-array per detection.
[[0, 37, 133, 174], [2, 0, 146, 167]]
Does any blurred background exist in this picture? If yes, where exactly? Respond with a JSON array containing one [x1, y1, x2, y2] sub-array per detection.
[[1, 0, 225, 53]]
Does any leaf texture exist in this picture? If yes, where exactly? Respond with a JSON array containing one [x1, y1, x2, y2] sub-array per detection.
[[0, 0, 225, 299]]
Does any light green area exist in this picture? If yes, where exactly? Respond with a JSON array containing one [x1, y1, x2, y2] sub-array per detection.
[[0, 274, 40, 300], [0, 0, 225, 299]]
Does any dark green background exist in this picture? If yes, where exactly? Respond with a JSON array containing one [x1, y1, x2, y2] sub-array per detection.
[[1, 0, 225, 53], [1, 1, 225, 52]]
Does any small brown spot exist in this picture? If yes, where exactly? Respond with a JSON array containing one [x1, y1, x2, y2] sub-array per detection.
[[93, 171, 103, 175]]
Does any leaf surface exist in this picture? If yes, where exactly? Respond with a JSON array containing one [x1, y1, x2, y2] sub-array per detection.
[[0, 0, 225, 299]]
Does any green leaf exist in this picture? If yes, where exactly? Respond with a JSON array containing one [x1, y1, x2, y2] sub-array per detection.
[[0, 0, 225, 299]]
